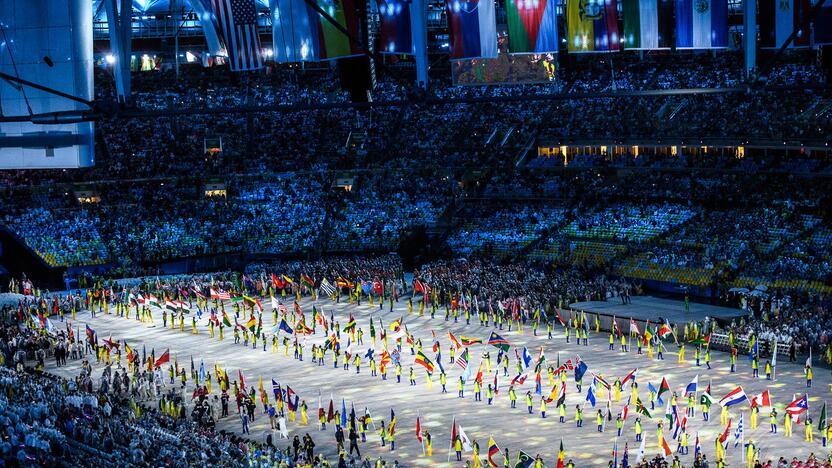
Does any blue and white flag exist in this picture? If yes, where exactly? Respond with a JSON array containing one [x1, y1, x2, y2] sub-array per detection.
[[521, 347, 533, 370], [685, 375, 698, 394], [586, 386, 597, 407], [733, 413, 744, 448], [675, 0, 728, 48]]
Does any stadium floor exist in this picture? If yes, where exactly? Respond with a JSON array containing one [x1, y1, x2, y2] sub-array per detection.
[[570, 296, 747, 323], [46, 294, 831, 466]]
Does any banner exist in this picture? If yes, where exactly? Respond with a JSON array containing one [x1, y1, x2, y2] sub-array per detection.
[[271, 0, 364, 62], [567, 0, 621, 52], [446, 0, 499, 59], [505, 0, 559, 53], [759, 0, 811, 48], [622, 0, 674, 49], [377, 0, 414, 54], [675, 0, 728, 48]]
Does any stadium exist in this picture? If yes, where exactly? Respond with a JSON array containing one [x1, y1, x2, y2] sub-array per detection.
[[0, 0, 830, 466]]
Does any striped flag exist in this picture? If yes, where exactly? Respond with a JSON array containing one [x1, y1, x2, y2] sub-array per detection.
[[213, 0, 263, 71], [733, 413, 743, 448]]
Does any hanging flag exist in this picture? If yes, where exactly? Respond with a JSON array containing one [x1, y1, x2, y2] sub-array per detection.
[[211, 0, 263, 71], [505, 0, 558, 53], [377, 0, 415, 54], [675, 0, 728, 48], [556, 439, 566, 468], [819, 402, 827, 432], [622, 0, 674, 49], [815, 3, 832, 45], [271, 0, 364, 62], [445, 0, 498, 59], [566, 0, 621, 52], [759, 0, 812, 48]]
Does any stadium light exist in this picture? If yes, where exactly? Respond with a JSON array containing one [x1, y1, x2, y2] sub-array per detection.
[[105, 54, 115, 65]]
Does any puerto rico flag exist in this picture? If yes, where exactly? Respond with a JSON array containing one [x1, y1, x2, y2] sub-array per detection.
[[445, 0, 498, 59], [785, 394, 809, 415]]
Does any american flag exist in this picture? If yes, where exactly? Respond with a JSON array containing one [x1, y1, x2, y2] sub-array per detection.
[[213, 0, 263, 71], [456, 348, 469, 370]]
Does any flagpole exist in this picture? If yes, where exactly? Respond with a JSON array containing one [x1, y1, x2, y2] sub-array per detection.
[[447, 415, 455, 463]]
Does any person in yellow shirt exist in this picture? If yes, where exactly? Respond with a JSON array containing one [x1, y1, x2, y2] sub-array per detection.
[[678, 344, 685, 363], [784, 412, 792, 437], [750, 405, 758, 429], [805, 417, 814, 442], [540, 397, 547, 418]]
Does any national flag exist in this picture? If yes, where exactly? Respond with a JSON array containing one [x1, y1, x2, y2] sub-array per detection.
[[505, 0, 558, 53], [238, 370, 247, 391], [592, 373, 611, 390], [718, 418, 732, 447], [344, 314, 357, 332], [245, 315, 257, 332], [389, 408, 396, 435], [155, 349, 170, 369], [85, 324, 96, 341], [699, 391, 713, 407], [621, 368, 638, 386], [635, 432, 647, 464], [222, 310, 232, 327], [759, 0, 812, 48], [319, 278, 336, 296], [445, 0, 498, 59], [515, 450, 533, 468], [414, 351, 435, 374], [487, 436, 500, 467], [733, 413, 744, 447], [574, 360, 588, 382], [125, 342, 135, 363], [511, 373, 528, 385], [629, 318, 640, 336], [719, 386, 748, 407], [487, 332, 509, 351], [566, 0, 621, 52], [622, 0, 674, 49], [556, 439, 565, 468], [694, 432, 701, 456], [389, 318, 402, 332], [211, 288, 231, 300], [457, 423, 472, 452], [819, 402, 827, 432], [612, 316, 622, 336], [785, 394, 809, 415], [658, 322, 672, 338], [659, 434, 672, 457], [685, 375, 698, 394], [636, 399, 652, 418], [276, 318, 294, 335], [147, 294, 160, 307], [657, 377, 670, 401], [448, 331, 462, 349], [750, 390, 771, 408], [689, 334, 711, 346], [456, 348, 470, 370], [586, 386, 597, 407], [460, 335, 482, 346], [521, 347, 533, 369]]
